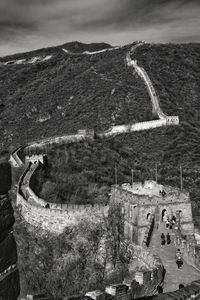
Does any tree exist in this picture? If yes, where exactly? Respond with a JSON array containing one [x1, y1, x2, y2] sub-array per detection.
[[104, 202, 125, 268]]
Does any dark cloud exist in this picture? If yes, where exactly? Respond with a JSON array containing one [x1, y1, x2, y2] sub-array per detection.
[[0, 0, 199, 56]]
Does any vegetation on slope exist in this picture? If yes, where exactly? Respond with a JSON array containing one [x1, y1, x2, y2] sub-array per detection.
[[5, 41, 200, 221], [134, 43, 200, 121], [7, 41, 200, 296], [35, 123, 200, 226], [14, 202, 130, 298], [0, 41, 112, 62], [132, 43, 200, 225], [0, 42, 153, 151]]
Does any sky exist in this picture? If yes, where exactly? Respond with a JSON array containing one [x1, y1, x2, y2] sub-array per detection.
[[0, 0, 200, 56]]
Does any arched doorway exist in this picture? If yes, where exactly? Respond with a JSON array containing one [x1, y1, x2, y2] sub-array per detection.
[[162, 209, 167, 222], [147, 213, 151, 220]]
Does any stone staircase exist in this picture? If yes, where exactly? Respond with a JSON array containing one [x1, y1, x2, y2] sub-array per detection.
[[149, 222, 200, 293]]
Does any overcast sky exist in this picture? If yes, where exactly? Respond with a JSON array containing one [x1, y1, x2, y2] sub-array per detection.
[[0, 0, 200, 56]]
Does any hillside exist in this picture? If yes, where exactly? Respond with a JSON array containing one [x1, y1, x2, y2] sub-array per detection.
[[2, 41, 200, 224], [35, 124, 200, 226], [0, 41, 153, 151]]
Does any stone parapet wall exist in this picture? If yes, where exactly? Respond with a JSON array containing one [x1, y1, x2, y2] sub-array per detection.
[[174, 232, 200, 272], [111, 185, 189, 206], [17, 191, 108, 234], [98, 118, 179, 138], [24, 161, 107, 212], [172, 211, 200, 272], [26, 133, 87, 150], [19, 161, 108, 211], [10, 146, 26, 167], [129, 119, 167, 132]]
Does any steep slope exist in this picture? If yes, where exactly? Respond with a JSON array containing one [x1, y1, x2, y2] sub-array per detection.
[[133, 43, 200, 122], [129, 43, 200, 224], [0, 155, 20, 299], [0, 41, 154, 150], [2, 41, 200, 218]]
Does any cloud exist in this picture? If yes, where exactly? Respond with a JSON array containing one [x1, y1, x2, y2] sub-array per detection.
[[0, 0, 200, 56]]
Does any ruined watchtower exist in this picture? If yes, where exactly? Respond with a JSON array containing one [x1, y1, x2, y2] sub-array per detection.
[[110, 180, 194, 245]]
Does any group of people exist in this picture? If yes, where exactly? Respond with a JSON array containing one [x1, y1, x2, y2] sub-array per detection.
[[160, 233, 183, 269], [161, 232, 171, 246], [163, 214, 176, 230], [159, 189, 166, 197]]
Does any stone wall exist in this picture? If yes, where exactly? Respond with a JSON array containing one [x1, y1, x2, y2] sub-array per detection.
[[11, 131, 110, 235], [98, 118, 178, 138], [173, 212, 200, 272], [10, 146, 25, 167], [26, 133, 87, 151], [26, 161, 108, 212], [17, 190, 108, 234], [8, 113, 179, 299]]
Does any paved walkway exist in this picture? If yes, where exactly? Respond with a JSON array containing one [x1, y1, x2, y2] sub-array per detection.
[[150, 222, 200, 292]]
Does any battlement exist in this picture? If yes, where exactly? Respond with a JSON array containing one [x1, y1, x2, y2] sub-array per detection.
[[113, 181, 189, 205], [166, 116, 179, 125], [25, 154, 47, 165]]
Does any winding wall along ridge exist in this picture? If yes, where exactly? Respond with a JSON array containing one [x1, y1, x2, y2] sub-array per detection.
[[126, 42, 166, 120], [7, 41, 186, 298], [10, 41, 180, 233]]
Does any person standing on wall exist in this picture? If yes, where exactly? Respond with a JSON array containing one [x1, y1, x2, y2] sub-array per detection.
[[161, 233, 166, 247], [166, 232, 171, 244], [176, 249, 183, 269]]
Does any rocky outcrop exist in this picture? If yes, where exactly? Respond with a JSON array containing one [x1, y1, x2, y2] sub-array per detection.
[[0, 157, 20, 300]]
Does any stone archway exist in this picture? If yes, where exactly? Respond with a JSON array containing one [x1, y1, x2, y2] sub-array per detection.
[[147, 213, 151, 220], [161, 209, 167, 222]]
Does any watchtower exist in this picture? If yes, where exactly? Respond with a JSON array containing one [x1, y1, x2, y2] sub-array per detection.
[[110, 180, 194, 245]]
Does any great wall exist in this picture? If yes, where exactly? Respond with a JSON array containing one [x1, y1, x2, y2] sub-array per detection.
[[2, 41, 200, 299]]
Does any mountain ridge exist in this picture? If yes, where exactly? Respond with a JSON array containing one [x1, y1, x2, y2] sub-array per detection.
[[0, 41, 113, 61], [1, 40, 200, 224]]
